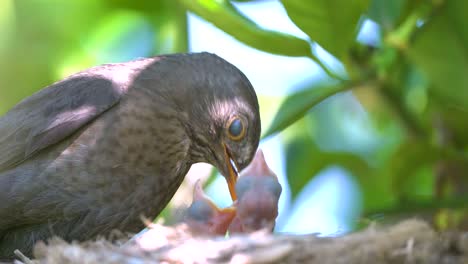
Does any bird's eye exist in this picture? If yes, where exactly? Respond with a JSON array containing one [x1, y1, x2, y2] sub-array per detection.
[[227, 117, 246, 141]]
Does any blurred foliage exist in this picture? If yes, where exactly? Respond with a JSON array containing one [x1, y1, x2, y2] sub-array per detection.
[[1, 0, 467, 230], [180, 0, 468, 229], [0, 0, 186, 114]]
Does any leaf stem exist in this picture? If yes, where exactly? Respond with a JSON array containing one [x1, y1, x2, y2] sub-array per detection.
[[386, 2, 433, 50], [307, 53, 346, 81], [378, 83, 427, 139]]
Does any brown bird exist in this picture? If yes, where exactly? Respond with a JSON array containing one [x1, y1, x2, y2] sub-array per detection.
[[228, 150, 281, 234], [183, 180, 236, 236], [0, 52, 261, 259]]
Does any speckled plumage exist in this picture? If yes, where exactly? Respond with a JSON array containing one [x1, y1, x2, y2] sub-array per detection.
[[0, 52, 261, 259]]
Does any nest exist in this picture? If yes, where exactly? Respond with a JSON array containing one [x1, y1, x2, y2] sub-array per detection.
[[12, 219, 468, 264]]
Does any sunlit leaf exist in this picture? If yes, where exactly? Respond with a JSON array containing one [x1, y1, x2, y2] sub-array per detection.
[[281, 0, 369, 60], [104, 1, 189, 54], [148, 1, 188, 54], [0, 1, 105, 114], [0, 0, 14, 52], [57, 11, 154, 78], [263, 82, 350, 138], [178, 0, 312, 57]]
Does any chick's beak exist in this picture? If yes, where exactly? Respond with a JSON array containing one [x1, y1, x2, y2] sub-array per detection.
[[223, 143, 239, 201]]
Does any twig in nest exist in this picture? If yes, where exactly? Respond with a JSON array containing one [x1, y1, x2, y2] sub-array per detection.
[[14, 249, 33, 264]]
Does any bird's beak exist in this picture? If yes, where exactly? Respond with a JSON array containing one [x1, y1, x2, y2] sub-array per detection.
[[222, 143, 239, 201], [211, 206, 237, 234]]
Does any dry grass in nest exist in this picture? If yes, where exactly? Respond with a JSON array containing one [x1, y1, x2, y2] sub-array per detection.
[[8, 219, 468, 264]]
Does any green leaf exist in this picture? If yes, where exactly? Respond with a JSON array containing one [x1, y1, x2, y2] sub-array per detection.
[[367, 0, 406, 31], [146, 1, 188, 54], [263, 82, 350, 138], [105, 0, 189, 54], [407, 1, 468, 111], [178, 0, 312, 57], [281, 0, 369, 60], [284, 131, 317, 198], [284, 122, 371, 199], [388, 141, 439, 198], [437, 105, 468, 148], [0, 1, 106, 115], [57, 11, 154, 77]]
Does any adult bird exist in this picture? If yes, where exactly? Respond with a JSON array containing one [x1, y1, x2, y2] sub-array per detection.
[[0, 52, 261, 259]]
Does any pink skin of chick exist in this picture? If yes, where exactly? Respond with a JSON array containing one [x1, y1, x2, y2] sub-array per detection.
[[229, 149, 282, 234], [184, 180, 236, 236]]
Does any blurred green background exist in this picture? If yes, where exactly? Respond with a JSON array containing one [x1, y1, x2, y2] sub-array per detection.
[[1, 0, 467, 233]]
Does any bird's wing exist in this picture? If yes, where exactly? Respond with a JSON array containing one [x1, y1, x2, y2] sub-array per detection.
[[0, 65, 133, 171]]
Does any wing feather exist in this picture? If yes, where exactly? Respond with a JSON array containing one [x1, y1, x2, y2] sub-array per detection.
[[0, 64, 133, 171]]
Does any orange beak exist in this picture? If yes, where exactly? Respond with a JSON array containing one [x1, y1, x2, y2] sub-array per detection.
[[223, 143, 238, 201], [211, 206, 237, 235]]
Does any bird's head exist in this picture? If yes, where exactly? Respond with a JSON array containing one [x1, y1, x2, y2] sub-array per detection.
[[137, 52, 260, 200], [204, 95, 261, 201], [156, 52, 261, 201]]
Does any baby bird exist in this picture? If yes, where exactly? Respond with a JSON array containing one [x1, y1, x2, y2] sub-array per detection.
[[184, 180, 236, 236], [229, 150, 282, 234]]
